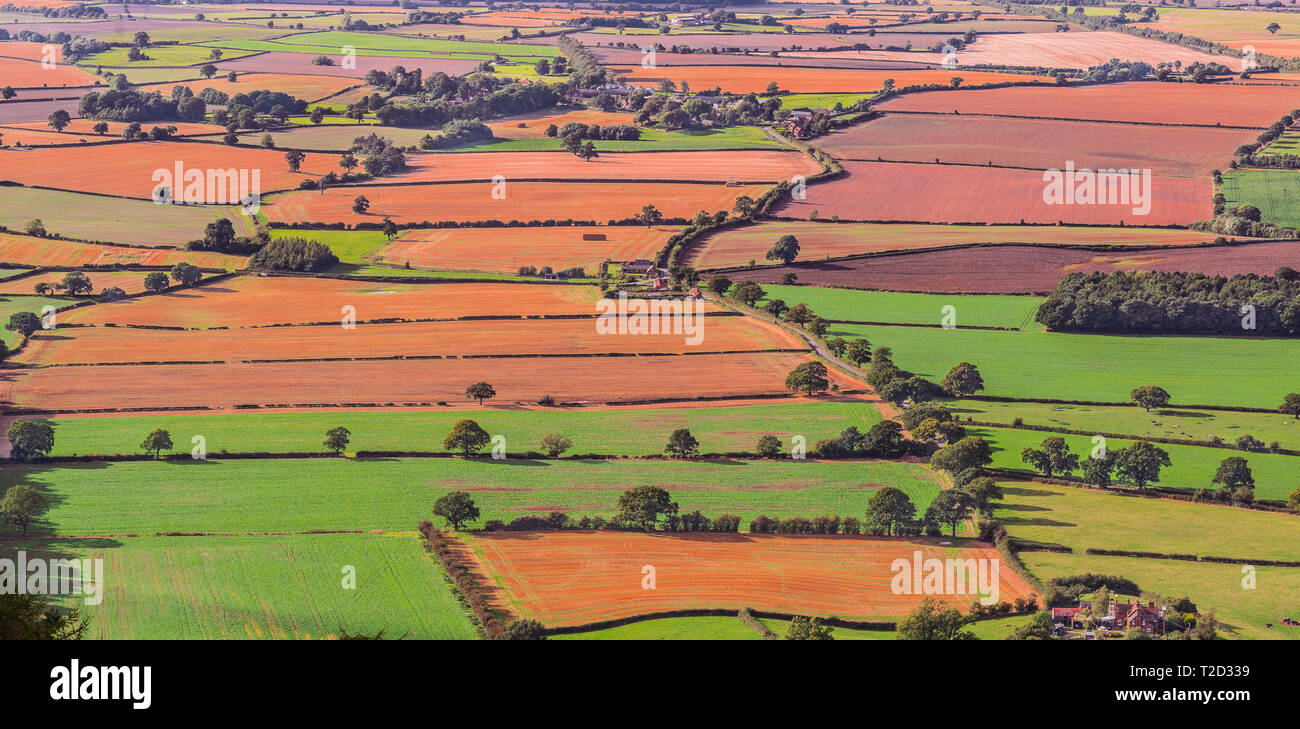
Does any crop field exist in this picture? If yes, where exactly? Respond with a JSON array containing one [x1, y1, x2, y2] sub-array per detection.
[[686, 221, 1226, 269], [0, 269, 161, 296], [261, 181, 768, 225], [461, 124, 787, 152], [230, 124, 435, 151], [815, 114, 1250, 177], [60, 277, 603, 328], [778, 161, 1208, 226], [0, 231, 247, 268], [2, 119, 229, 139], [0, 55, 96, 87], [829, 323, 1299, 410], [16, 315, 803, 365], [1220, 169, 1300, 228], [609, 65, 1053, 94], [237, 30, 562, 57], [0, 458, 936, 536], [373, 225, 677, 274], [740, 241, 1300, 294], [137, 73, 360, 103], [755, 285, 1042, 329], [876, 81, 1300, 128], [0, 534, 476, 640], [464, 532, 1033, 626]]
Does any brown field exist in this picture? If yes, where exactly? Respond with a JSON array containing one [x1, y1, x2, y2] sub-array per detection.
[[0, 142, 340, 198], [60, 277, 603, 328], [815, 113, 1251, 177], [610, 65, 1052, 93], [592, 47, 932, 69], [739, 240, 1300, 294], [486, 108, 632, 139], [263, 181, 768, 225], [376, 225, 677, 274], [3, 119, 228, 138], [877, 81, 1300, 127], [137, 73, 360, 103], [379, 150, 820, 185], [0, 128, 103, 147], [685, 221, 1230, 269], [563, 31, 864, 51], [0, 270, 160, 296], [0, 55, 97, 88], [466, 532, 1034, 626], [2, 351, 857, 410], [19, 315, 801, 365], [778, 161, 1208, 226], [0, 232, 246, 269]]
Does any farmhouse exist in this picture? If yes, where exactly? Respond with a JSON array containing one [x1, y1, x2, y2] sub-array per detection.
[[1053, 600, 1167, 636]]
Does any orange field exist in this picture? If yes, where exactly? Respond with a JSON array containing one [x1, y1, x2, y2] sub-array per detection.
[[382, 150, 818, 185], [0, 56, 96, 88], [377, 225, 677, 274], [19, 315, 801, 365], [263, 182, 768, 225], [0, 233, 245, 269], [3, 351, 857, 410], [487, 108, 633, 139], [0, 128, 101, 147], [5, 119, 228, 138], [610, 65, 1053, 94], [61, 277, 604, 328], [0, 142, 340, 198], [684, 222, 1232, 269], [466, 532, 1036, 626], [0, 270, 160, 297], [0, 41, 69, 63], [138, 73, 360, 103]]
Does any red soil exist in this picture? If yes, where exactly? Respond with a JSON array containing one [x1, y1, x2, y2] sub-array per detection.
[[0, 270, 158, 296], [380, 150, 820, 184], [467, 532, 1035, 626], [137, 73, 359, 103], [0, 56, 96, 88], [611, 65, 1053, 93], [0, 233, 245, 269], [377, 225, 677, 274]]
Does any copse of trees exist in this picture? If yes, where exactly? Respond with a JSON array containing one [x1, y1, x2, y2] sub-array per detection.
[[374, 77, 558, 128], [246, 237, 338, 272], [78, 87, 206, 123]]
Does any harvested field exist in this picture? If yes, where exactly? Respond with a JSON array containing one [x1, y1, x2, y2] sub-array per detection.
[[137, 73, 359, 103], [738, 241, 1300, 294], [561, 31, 861, 51], [212, 52, 484, 79], [610, 64, 1051, 93], [2, 351, 859, 409], [466, 532, 1034, 626], [0, 269, 159, 296], [0, 141, 340, 199], [686, 221, 1228, 269], [60, 277, 602, 328], [232, 124, 432, 151], [376, 150, 820, 185], [591, 47, 933, 69], [18, 315, 801, 365], [263, 181, 768, 225], [0, 98, 79, 124], [0, 232, 246, 269], [0, 128, 102, 147], [876, 81, 1300, 127], [3, 119, 228, 138], [487, 108, 635, 139], [376, 225, 677, 274], [778, 161, 1208, 226], [816, 114, 1251, 177], [0, 55, 96, 88]]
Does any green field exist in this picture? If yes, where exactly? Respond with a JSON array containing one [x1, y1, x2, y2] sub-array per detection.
[[1260, 130, 1300, 157], [829, 323, 1300, 409], [458, 125, 787, 152], [995, 481, 1300, 562], [37, 401, 881, 458], [0, 457, 939, 537], [972, 425, 1300, 501], [210, 31, 560, 58], [758, 285, 1042, 329], [83, 45, 254, 67], [774, 92, 874, 111], [0, 295, 69, 347], [0, 533, 476, 640], [1021, 552, 1300, 640], [268, 227, 391, 264], [1221, 168, 1300, 228], [956, 399, 1300, 450]]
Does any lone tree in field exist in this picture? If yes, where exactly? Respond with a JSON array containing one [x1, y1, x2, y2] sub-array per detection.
[[432, 491, 479, 531], [464, 381, 496, 405], [140, 428, 173, 459], [1267, 22, 1281, 34], [539, 433, 572, 458], [766, 234, 800, 264], [1020, 436, 1080, 478], [940, 362, 984, 396], [925, 489, 973, 537], [0, 485, 48, 537], [664, 428, 700, 458], [59, 271, 92, 296], [25, 219, 46, 237], [340, 153, 359, 174], [757, 434, 782, 457], [1281, 393, 1300, 419], [443, 419, 491, 455], [7, 312, 41, 338], [1130, 385, 1171, 412], [170, 262, 202, 287], [1113, 441, 1172, 489], [638, 204, 663, 227], [784, 361, 830, 396], [47, 109, 71, 132], [143, 272, 170, 292], [324, 426, 351, 455], [864, 486, 915, 536], [896, 597, 975, 640], [1212, 456, 1255, 496], [199, 63, 217, 79], [617, 485, 679, 531], [786, 616, 834, 640], [284, 150, 305, 172], [7, 420, 53, 462], [352, 194, 370, 214]]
